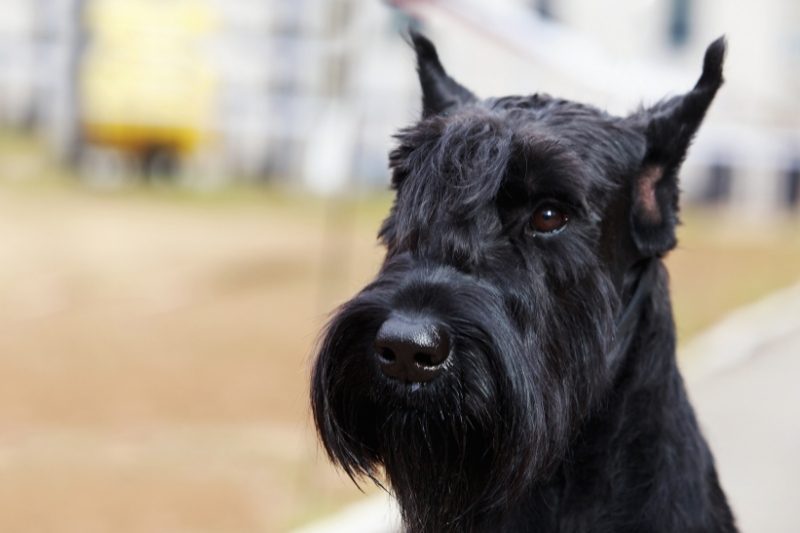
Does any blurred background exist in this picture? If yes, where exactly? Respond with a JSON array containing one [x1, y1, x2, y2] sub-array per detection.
[[0, 0, 798, 532]]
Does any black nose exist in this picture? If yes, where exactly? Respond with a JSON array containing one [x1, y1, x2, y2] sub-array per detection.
[[374, 315, 451, 383]]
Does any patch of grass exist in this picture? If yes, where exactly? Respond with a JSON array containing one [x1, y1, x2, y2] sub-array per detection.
[[669, 210, 800, 342]]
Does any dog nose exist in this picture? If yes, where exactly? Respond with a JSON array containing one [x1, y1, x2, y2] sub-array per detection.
[[374, 315, 451, 383]]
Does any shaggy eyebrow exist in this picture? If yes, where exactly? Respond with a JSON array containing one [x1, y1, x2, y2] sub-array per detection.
[[504, 139, 588, 210]]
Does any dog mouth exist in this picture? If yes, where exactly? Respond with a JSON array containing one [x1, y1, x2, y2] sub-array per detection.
[[373, 366, 448, 398]]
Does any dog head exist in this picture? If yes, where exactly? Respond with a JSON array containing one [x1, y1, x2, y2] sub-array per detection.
[[311, 32, 725, 531]]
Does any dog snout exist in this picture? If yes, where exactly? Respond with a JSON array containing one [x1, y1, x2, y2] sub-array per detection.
[[374, 314, 451, 383]]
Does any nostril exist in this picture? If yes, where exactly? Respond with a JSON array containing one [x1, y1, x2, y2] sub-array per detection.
[[414, 352, 436, 368], [377, 347, 396, 363]]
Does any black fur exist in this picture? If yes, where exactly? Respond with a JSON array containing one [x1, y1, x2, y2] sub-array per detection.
[[311, 32, 736, 532]]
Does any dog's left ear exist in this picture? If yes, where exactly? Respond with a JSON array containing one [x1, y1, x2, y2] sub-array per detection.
[[630, 37, 726, 256], [409, 30, 477, 118]]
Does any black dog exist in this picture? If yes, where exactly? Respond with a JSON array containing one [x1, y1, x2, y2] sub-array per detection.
[[311, 32, 736, 533]]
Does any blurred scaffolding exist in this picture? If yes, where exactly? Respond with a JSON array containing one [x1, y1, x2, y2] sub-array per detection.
[[0, 0, 799, 211]]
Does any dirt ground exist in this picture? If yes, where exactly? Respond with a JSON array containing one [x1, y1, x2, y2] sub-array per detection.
[[0, 181, 388, 532], [0, 177, 798, 532]]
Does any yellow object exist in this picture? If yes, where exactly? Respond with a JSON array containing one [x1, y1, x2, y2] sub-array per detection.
[[80, 0, 218, 153]]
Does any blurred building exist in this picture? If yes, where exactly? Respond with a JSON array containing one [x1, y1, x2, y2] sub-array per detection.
[[0, 0, 37, 127], [0, 0, 78, 157], [0, 0, 798, 212]]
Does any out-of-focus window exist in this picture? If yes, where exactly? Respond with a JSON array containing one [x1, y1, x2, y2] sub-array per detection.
[[783, 160, 800, 210], [668, 0, 691, 48], [702, 161, 733, 205], [532, 0, 555, 20]]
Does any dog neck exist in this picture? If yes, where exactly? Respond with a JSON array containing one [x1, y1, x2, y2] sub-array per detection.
[[499, 261, 736, 532]]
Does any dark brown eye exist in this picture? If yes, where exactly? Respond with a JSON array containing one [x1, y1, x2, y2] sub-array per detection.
[[531, 205, 569, 234]]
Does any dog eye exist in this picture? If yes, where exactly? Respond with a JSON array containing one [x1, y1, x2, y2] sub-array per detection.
[[531, 205, 569, 234]]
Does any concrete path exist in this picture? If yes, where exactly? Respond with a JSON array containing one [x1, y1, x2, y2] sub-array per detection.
[[297, 282, 800, 533], [291, 492, 401, 533], [683, 282, 800, 533], [690, 326, 800, 533]]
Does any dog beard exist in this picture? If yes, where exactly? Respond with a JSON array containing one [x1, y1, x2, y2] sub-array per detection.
[[378, 373, 532, 533], [313, 290, 551, 532], [317, 340, 545, 532], [311, 268, 618, 532]]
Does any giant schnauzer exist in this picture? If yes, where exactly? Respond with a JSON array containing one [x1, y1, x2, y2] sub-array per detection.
[[311, 31, 736, 532]]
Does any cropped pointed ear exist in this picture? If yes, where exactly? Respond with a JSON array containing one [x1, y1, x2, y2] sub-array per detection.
[[408, 30, 477, 118], [630, 37, 726, 256]]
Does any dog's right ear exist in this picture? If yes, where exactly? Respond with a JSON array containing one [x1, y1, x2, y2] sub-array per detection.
[[409, 30, 476, 118]]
